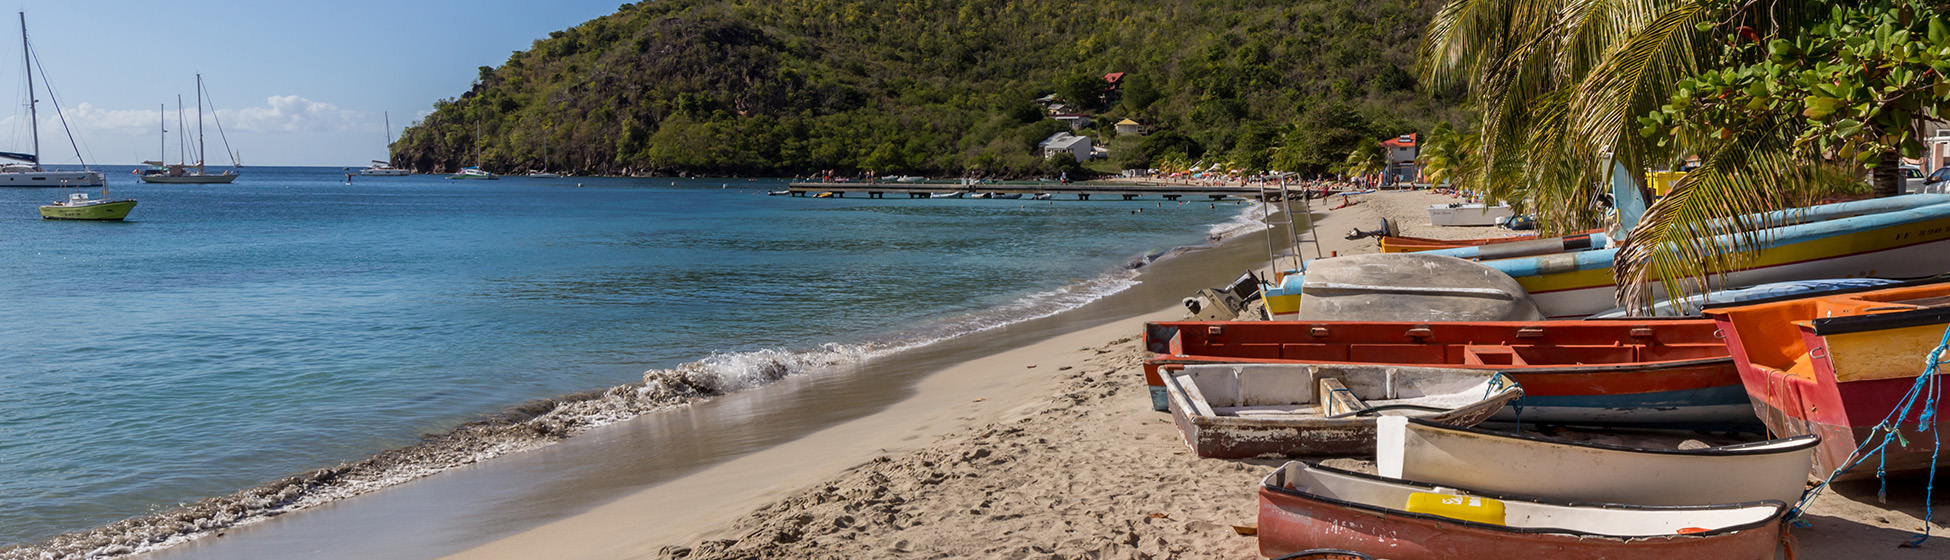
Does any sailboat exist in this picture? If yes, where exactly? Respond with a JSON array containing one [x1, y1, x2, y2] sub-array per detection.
[[139, 74, 239, 184], [2, 13, 104, 188], [527, 117, 560, 177], [361, 112, 409, 176], [449, 119, 498, 180]]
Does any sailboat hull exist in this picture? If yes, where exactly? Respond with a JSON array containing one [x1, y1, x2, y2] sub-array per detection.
[[139, 173, 238, 184], [0, 170, 104, 187], [40, 199, 136, 220]]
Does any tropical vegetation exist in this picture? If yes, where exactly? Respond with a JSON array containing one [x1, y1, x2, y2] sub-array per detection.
[[392, 0, 1466, 178], [1420, 0, 1950, 308]]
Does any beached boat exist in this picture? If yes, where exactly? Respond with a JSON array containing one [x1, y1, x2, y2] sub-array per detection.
[[1266, 194, 1950, 319], [1162, 364, 1521, 458], [1427, 203, 1513, 226], [1257, 461, 1788, 560], [1704, 279, 1950, 480], [1381, 233, 1541, 253], [1375, 417, 1817, 506], [40, 191, 136, 220], [1142, 320, 1754, 428]]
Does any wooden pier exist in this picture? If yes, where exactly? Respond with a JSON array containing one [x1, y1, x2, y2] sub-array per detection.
[[783, 181, 1271, 201]]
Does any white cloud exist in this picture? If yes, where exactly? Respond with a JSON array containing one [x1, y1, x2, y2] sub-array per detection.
[[222, 95, 372, 134], [4, 95, 378, 138]]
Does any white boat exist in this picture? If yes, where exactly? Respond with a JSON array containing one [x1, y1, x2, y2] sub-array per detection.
[[526, 170, 561, 178], [0, 14, 103, 188], [1375, 417, 1818, 507], [1258, 461, 1788, 560], [1162, 363, 1522, 458], [448, 167, 498, 180], [359, 161, 409, 176], [929, 191, 963, 199], [1031, 193, 1052, 200], [1428, 203, 1514, 226], [138, 75, 239, 184], [892, 175, 924, 183]]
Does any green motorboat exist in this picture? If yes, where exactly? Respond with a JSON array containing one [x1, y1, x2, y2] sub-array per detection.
[[41, 192, 137, 220]]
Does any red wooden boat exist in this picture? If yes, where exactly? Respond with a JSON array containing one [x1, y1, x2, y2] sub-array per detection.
[[1258, 461, 1788, 560], [1143, 320, 1756, 428], [1378, 229, 1601, 253], [1704, 280, 1950, 480]]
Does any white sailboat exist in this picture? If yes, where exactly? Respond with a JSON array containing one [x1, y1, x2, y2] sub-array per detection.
[[361, 112, 409, 176], [1, 13, 104, 188], [526, 116, 560, 177], [139, 74, 239, 184]]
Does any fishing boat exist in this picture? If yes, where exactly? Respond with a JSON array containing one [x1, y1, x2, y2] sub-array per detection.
[[40, 191, 135, 220], [1704, 279, 1950, 479], [1265, 194, 1950, 319], [1427, 203, 1513, 226], [1, 13, 104, 188], [1583, 278, 1904, 318], [1375, 417, 1817, 506], [1162, 364, 1521, 458], [1381, 233, 1543, 253], [1258, 461, 1788, 560], [448, 167, 498, 180], [138, 75, 239, 184], [1142, 320, 1755, 428]]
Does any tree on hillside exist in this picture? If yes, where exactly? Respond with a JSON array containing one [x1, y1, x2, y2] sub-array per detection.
[[1421, 0, 1949, 310]]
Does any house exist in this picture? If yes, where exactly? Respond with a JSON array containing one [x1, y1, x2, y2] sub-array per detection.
[[1380, 133, 1419, 186], [1115, 119, 1144, 136], [1102, 72, 1126, 104], [1051, 113, 1093, 130], [1039, 132, 1094, 162]]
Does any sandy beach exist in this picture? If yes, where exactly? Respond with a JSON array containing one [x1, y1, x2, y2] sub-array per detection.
[[130, 189, 1948, 560]]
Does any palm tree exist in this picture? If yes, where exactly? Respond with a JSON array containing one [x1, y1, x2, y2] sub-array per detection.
[[1340, 143, 1383, 180], [1419, 0, 1933, 311]]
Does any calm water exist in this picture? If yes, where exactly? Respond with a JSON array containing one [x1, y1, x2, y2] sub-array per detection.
[[0, 166, 1249, 545]]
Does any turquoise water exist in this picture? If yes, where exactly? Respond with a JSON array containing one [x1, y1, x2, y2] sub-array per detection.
[[0, 167, 1249, 546]]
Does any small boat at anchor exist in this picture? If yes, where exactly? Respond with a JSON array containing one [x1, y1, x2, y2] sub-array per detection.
[[1143, 320, 1754, 429], [1257, 461, 1788, 560], [1375, 417, 1817, 506], [448, 167, 498, 180], [929, 191, 963, 199], [991, 192, 1022, 199], [1704, 278, 1950, 480], [40, 191, 136, 220], [1163, 364, 1521, 458]]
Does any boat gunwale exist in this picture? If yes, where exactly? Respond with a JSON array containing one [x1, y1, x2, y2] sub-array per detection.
[[1149, 355, 1735, 376], [1698, 275, 1950, 314], [1164, 370, 1523, 429], [1262, 460, 1790, 539], [1396, 417, 1818, 456]]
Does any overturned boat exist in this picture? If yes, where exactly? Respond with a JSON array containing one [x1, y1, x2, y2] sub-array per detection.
[[1258, 461, 1788, 560], [1375, 417, 1817, 506], [1163, 364, 1521, 458], [1143, 320, 1754, 428]]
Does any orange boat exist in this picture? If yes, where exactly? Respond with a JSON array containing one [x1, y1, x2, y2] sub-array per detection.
[[1143, 320, 1756, 428], [1378, 229, 1602, 253], [1704, 280, 1950, 480]]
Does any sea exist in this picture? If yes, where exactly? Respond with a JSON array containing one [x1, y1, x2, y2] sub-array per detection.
[[0, 166, 1260, 550]]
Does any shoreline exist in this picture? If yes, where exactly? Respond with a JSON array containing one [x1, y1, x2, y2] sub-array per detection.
[[43, 194, 1282, 559]]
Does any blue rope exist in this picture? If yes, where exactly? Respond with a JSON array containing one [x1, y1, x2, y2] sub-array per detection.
[[1789, 322, 1948, 547]]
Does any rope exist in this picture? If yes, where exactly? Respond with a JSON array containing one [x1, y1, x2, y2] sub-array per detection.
[[1789, 322, 1948, 548]]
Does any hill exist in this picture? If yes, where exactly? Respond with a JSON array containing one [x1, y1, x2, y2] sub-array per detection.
[[391, 0, 1462, 178]]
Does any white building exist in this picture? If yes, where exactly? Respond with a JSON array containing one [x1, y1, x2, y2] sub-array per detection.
[[1039, 132, 1094, 162], [1380, 133, 1419, 186]]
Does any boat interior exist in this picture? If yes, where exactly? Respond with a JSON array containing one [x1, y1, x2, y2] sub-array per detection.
[[1171, 364, 1508, 418], [1708, 281, 1950, 379], [1265, 462, 1784, 536], [1154, 321, 1729, 367]]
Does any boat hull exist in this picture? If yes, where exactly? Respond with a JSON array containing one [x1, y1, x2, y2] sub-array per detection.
[[1163, 365, 1521, 458], [139, 173, 238, 184], [40, 199, 136, 220], [1376, 417, 1817, 506], [0, 170, 105, 187], [1427, 204, 1512, 226], [1258, 463, 1787, 560], [1381, 233, 1537, 253], [1142, 320, 1755, 428], [1707, 282, 1950, 479], [360, 169, 409, 176]]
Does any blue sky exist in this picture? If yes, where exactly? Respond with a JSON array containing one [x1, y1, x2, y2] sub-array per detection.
[[2, 0, 626, 166]]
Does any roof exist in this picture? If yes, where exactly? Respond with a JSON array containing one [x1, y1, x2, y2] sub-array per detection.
[[1104, 72, 1126, 84], [1116, 119, 1141, 126], [1044, 134, 1092, 150], [1381, 133, 1418, 148]]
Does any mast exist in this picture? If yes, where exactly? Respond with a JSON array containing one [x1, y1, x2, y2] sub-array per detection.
[[158, 103, 165, 162], [19, 12, 37, 169], [196, 74, 205, 172], [176, 96, 185, 166]]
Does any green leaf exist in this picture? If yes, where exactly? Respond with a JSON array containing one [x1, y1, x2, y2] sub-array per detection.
[[1804, 96, 1846, 119], [1835, 118, 1865, 137]]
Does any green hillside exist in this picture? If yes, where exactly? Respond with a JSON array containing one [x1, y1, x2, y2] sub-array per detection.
[[392, 0, 1461, 177]]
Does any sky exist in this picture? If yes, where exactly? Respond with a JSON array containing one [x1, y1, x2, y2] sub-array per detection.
[[1, 0, 627, 166]]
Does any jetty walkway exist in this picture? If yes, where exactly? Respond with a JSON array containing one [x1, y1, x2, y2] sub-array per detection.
[[783, 181, 1273, 200]]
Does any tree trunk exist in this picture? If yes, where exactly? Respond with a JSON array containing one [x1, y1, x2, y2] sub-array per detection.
[[1872, 150, 1903, 198]]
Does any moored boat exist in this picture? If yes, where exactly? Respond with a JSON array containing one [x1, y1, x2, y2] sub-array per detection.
[[1163, 364, 1521, 458], [40, 192, 136, 220], [1704, 279, 1950, 480], [448, 167, 498, 180], [929, 191, 963, 199], [1375, 417, 1817, 506], [1143, 320, 1754, 428], [1258, 461, 1788, 560], [359, 161, 409, 176]]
